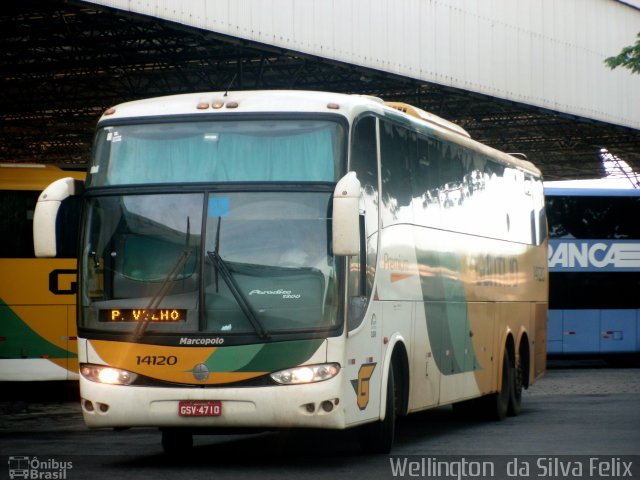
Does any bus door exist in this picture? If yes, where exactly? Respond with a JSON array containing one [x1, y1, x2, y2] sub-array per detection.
[[343, 115, 383, 425]]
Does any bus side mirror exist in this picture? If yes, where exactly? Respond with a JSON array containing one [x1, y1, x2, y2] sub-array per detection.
[[332, 172, 361, 256], [33, 177, 84, 258]]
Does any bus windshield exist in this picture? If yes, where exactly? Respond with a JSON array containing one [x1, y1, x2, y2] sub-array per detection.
[[80, 191, 340, 338], [88, 119, 343, 185]]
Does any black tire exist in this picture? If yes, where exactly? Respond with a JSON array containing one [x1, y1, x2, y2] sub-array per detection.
[[161, 429, 193, 455], [508, 354, 523, 417], [482, 352, 511, 421], [359, 362, 396, 454]]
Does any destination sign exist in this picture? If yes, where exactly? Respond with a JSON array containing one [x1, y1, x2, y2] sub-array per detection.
[[100, 309, 187, 322]]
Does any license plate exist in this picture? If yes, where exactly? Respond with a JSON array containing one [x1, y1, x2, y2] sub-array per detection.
[[178, 400, 222, 417]]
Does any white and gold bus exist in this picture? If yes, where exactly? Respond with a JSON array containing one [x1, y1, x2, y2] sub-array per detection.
[[34, 91, 547, 453], [0, 163, 84, 381]]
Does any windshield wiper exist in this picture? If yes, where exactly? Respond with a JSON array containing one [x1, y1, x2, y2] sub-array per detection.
[[207, 249, 269, 340], [132, 216, 194, 339], [133, 248, 192, 340]]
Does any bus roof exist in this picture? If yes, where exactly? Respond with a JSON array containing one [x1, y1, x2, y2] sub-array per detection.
[[98, 90, 386, 122], [544, 178, 640, 197], [98, 90, 542, 178], [0, 163, 85, 190]]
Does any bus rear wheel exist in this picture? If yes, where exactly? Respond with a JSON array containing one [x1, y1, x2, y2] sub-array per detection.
[[482, 352, 511, 421], [508, 355, 523, 417], [359, 362, 396, 454]]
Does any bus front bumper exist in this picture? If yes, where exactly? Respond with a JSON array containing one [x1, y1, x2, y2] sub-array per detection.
[[79, 375, 346, 430]]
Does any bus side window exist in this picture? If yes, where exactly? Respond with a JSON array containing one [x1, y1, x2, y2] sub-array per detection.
[[56, 195, 82, 258], [0, 190, 39, 258], [380, 120, 416, 217]]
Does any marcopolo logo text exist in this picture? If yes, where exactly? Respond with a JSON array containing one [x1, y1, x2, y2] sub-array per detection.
[[179, 337, 224, 346]]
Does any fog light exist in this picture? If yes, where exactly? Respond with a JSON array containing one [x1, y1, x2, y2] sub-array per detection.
[[83, 399, 95, 412], [321, 400, 334, 412]]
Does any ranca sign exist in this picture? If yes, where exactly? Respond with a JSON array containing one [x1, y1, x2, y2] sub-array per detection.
[[548, 240, 640, 272]]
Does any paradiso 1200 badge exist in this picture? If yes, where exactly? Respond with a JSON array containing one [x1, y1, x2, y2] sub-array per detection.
[[249, 289, 301, 299]]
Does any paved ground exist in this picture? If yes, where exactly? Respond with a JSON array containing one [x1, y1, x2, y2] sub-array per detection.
[[1, 361, 639, 480], [527, 359, 640, 396]]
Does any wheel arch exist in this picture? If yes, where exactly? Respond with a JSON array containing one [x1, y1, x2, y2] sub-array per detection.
[[379, 335, 410, 419]]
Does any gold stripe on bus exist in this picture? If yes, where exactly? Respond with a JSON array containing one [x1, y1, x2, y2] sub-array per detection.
[[0, 259, 77, 305], [47, 357, 78, 372], [89, 340, 265, 384]]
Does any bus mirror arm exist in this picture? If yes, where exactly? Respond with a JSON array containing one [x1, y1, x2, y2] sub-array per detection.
[[33, 177, 84, 258], [332, 172, 361, 256]]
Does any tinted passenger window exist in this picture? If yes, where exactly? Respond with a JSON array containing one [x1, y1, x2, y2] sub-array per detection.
[[547, 195, 640, 239], [0, 191, 38, 258]]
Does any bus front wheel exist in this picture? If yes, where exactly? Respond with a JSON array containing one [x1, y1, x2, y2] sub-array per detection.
[[359, 362, 396, 454]]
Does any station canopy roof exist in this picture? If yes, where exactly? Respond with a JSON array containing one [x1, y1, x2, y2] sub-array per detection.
[[2, 0, 640, 181]]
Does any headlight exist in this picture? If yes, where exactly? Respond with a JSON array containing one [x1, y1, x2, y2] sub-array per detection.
[[80, 364, 138, 385], [270, 363, 340, 385]]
